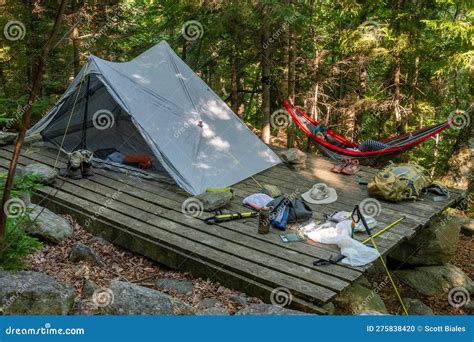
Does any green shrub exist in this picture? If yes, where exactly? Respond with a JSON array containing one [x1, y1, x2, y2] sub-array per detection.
[[0, 172, 44, 271]]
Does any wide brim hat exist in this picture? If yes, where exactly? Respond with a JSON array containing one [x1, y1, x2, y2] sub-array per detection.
[[301, 183, 338, 204]]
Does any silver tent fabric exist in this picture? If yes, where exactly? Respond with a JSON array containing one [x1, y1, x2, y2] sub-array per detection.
[[27, 41, 281, 194]]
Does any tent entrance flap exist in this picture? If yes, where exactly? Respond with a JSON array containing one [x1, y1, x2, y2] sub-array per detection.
[[40, 74, 169, 175]]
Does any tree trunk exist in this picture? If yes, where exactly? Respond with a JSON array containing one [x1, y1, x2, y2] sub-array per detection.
[[230, 47, 241, 116], [71, 0, 81, 76], [443, 108, 474, 190], [354, 55, 368, 140], [0, 0, 68, 255], [393, 49, 404, 133], [261, 4, 271, 144]]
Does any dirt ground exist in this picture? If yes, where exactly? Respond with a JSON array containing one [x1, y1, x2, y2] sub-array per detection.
[[26, 216, 262, 315]]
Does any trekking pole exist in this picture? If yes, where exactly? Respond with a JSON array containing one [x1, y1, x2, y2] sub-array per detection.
[[352, 206, 409, 316], [361, 216, 406, 244]]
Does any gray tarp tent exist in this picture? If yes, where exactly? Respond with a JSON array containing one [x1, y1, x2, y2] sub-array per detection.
[[28, 41, 281, 194]]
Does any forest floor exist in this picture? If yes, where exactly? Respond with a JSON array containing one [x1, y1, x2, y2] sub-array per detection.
[[25, 215, 473, 316]]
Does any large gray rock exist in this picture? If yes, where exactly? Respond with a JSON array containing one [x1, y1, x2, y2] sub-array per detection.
[[395, 264, 474, 296], [193, 192, 233, 211], [155, 278, 194, 294], [280, 148, 307, 165], [69, 242, 104, 266], [389, 213, 460, 266], [198, 297, 219, 309], [0, 132, 17, 145], [235, 304, 306, 315], [403, 298, 433, 315], [229, 295, 248, 306], [103, 280, 194, 315], [334, 283, 388, 314], [26, 204, 73, 243], [0, 271, 74, 315], [23, 163, 58, 184], [196, 307, 230, 316]]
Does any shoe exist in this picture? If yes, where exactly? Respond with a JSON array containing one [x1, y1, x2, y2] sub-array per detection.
[[59, 150, 84, 179], [79, 149, 94, 177], [331, 158, 350, 173], [341, 159, 360, 175]]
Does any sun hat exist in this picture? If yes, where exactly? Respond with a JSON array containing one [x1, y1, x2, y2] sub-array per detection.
[[301, 183, 338, 204]]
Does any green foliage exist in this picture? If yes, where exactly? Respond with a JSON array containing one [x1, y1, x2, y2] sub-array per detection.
[[0, 173, 43, 271]]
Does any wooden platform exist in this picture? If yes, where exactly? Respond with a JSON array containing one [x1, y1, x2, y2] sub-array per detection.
[[0, 145, 464, 314]]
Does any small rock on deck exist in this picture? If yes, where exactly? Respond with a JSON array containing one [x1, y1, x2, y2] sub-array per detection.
[[0, 145, 464, 314]]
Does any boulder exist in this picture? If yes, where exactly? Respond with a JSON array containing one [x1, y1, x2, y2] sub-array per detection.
[[23, 163, 58, 184], [403, 298, 433, 315], [81, 279, 97, 299], [334, 283, 388, 314], [0, 132, 17, 145], [26, 204, 73, 243], [198, 297, 219, 309], [280, 148, 307, 165], [155, 277, 194, 294], [389, 213, 460, 266], [229, 295, 248, 306], [196, 307, 230, 316], [69, 242, 104, 266], [460, 217, 474, 237], [395, 264, 474, 296], [192, 192, 233, 211], [0, 271, 74, 315], [235, 304, 306, 315], [102, 280, 194, 315]]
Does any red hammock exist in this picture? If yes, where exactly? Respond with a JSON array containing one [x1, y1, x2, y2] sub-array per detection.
[[282, 100, 451, 166]]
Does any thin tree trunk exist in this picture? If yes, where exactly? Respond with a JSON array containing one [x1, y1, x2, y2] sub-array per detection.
[[261, 4, 271, 144], [354, 55, 368, 140], [230, 47, 241, 116], [0, 0, 68, 255], [71, 0, 81, 76], [394, 49, 404, 133]]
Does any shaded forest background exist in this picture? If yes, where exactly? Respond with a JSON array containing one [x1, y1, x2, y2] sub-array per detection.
[[0, 0, 472, 191]]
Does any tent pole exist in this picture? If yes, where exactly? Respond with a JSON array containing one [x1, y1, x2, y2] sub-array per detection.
[[80, 75, 91, 150]]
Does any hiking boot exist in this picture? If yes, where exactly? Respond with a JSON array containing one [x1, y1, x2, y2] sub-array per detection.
[[79, 149, 94, 177], [59, 151, 83, 179]]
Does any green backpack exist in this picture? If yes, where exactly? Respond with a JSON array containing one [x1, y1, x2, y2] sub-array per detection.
[[368, 163, 433, 202]]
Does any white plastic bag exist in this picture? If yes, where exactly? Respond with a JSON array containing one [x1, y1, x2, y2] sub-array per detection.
[[307, 220, 379, 266]]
